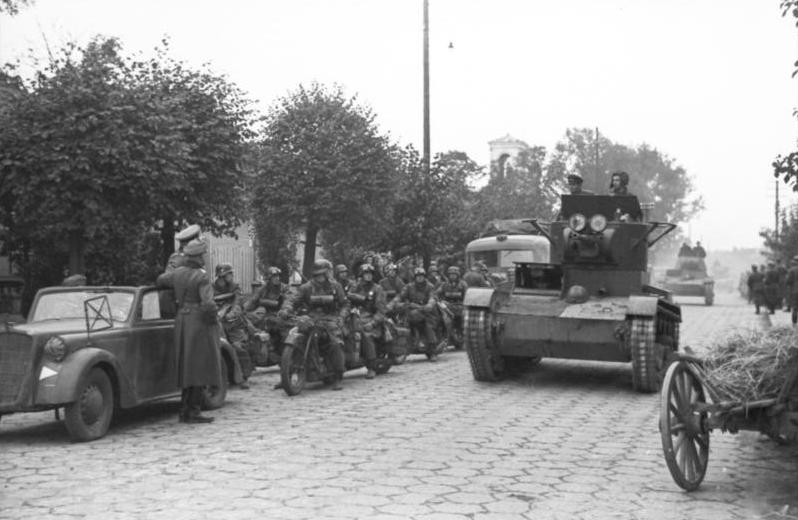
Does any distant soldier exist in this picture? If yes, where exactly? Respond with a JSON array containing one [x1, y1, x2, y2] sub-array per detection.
[[156, 239, 220, 424], [566, 173, 593, 195], [390, 266, 439, 361], [437, 265, 468, 342], [427, 264, 443, 289], [764, 263, 780, 314], [335, 264, 355, 294], [777, 259, 790, 312], [678, 242, 693, 257], [747, 265, 764, 314], [379, 263, 405, 315], [786, 256, 798, 325], [348, 264, 386, 380], [463, 263, 488, 288], [692, 241, 707, 259], [213, 264, 252, 388], [245, 266, 291, 355]]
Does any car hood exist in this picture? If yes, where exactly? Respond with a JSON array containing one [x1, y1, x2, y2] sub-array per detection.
[[10, 319, 101, 336]]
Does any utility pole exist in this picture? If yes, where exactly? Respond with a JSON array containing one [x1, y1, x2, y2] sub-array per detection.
[[594, 127, 600, 190], [422, 0, 430, 174], [774, 179, 779, 242]]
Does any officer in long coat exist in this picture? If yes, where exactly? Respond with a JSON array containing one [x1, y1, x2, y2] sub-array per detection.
[[156, 239, 221, 423], [166, 224, 202, 271]]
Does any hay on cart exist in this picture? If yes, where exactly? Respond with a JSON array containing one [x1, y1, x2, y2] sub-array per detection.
[[702, 326, 798, 402]]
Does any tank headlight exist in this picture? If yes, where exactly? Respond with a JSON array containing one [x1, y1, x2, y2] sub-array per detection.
[[568, 213, 586, 232], [44, 336, 67, 362], [589, 214, 607, 232]]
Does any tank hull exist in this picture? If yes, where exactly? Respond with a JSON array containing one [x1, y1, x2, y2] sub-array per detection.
[[493, 295, 631, 362]]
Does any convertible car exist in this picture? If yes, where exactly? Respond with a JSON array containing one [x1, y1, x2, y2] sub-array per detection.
[[0, 285, 243, 441]]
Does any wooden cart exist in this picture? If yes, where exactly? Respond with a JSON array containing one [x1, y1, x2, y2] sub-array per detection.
[[659, 354, 798, 491]]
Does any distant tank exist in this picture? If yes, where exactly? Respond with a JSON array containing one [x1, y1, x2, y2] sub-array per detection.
[[660, 255, 714, 306], [463, 194, 681, 393]]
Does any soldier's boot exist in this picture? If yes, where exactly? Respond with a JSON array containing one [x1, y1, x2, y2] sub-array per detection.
[[332, 372, 344, 391], [424, 323, 438, 362], [365, 362, 376, 380]]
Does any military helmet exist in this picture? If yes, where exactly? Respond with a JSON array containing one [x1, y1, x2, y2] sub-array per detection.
[[413, 267, 426, 276], [312, 259, 331, 275], [267, 266, 282, 277], [216, 263, 233, 277], [447, 266, 460, 276], [429, 265, 438, 272], [335, 264, 349, 274], [360, 264, 375, 275]]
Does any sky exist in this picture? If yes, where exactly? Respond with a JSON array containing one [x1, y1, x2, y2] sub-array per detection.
[[1, 0, 797, 250]]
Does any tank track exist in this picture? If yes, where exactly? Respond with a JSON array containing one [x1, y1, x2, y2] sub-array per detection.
[[630, 316, 658, 393], [463, 307, 502, 381]]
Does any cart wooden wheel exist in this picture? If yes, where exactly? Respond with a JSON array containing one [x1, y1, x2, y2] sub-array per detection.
[[660, 361, 710, 491]]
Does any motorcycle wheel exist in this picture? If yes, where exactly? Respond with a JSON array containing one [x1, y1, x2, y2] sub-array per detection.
[[280, 345, 307, 396]]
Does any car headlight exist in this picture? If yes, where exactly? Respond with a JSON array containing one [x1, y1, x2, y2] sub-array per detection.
[[589, 214, 607, 232], [44, 336, 67, 362], [568, 213, 586, 232]]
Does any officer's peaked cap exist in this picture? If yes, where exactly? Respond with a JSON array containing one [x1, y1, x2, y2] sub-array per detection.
[[176, 224, 201, 242]]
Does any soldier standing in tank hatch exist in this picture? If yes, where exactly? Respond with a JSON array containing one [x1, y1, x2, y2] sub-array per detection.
[[566, 173, 594, 195], [609, 171, 630, 196], [156, 239, 221, 423]]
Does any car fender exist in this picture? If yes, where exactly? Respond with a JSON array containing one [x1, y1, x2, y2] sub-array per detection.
[[219, 337, 243, 384], [463, 287, 495, 309], [35, 348, 134, 407]]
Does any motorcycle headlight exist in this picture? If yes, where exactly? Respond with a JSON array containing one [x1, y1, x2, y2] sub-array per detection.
[[568, 213, 586, 232], [589, 214, 607, 232], [44, 336, 67, 362]]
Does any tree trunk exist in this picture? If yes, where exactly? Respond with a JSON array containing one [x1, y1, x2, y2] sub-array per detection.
[[161, 218, 175, 268], [67, 231, 86, 277], [302, 224, 319, 279]]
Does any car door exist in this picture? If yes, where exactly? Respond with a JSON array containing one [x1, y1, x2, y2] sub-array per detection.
[[131, 289, 178, 401]]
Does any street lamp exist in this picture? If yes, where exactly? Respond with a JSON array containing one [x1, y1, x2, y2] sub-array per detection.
[[423, 0, 430, 174]]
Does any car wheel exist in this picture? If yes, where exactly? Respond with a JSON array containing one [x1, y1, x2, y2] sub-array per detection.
[[64, 367, 114, 442], [203, 355, 229, 410]]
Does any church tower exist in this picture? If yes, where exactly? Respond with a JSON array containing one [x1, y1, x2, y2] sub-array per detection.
[[488, 134, 530, 179]]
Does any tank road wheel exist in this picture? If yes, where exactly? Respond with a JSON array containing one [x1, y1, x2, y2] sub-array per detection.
[[202, 354, 229, 410], [660, 361, 710, 491], [64, 367, 114, 442], [280, 345, 307, 396], [464, 307, 503, 381], [630, 317, 668, 393]]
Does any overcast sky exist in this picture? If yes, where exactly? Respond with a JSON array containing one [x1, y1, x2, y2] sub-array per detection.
[[1, 0, 797, 250]]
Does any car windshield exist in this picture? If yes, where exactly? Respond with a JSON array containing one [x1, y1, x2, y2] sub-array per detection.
[[30, 291, 135, 323], [469, 245, 548, 269]]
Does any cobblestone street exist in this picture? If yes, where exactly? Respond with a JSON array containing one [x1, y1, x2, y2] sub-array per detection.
[[1, 291, 796, 520]]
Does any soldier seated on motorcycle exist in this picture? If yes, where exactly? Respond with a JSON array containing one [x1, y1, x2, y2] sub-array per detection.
[[436, 265, 468, 343], [380, 263, 405, 318], [348, 264, 388, 380], [278, 259, 350, 391], [213, 264, 253, 389], [245, 266, 291, 357], [389, 266, 439, 362]]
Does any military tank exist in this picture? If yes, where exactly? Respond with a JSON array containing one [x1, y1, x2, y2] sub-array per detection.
[[660, 255, 714, 306], [463, 194, 681, 393]]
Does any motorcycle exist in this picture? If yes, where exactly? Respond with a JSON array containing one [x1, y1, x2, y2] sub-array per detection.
[[279, 312, 406, 396]]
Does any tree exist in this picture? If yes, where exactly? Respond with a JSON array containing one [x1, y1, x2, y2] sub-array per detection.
[[0, 36, 253, 307], [475, 146, 560, 224], [0, 0, 30, 15], [380, 147, 479, 266], [252, 83, 398, 277]]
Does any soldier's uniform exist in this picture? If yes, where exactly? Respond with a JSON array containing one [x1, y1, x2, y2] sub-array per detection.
[[348, 264, 386, 379], [764, 264, 780, 314], [437, 267, 468, 333], [280, 260, 350, 390], [392, 267, 438, 360], [245, 267, 291, 356], [156, 239, 220, 423], [379, 265, 405, 303], [747, 266, 765, 314], [786, 257, 798, 324], [213, 265, 253, 386]]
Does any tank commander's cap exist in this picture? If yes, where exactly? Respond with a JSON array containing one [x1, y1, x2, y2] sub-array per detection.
[[183, 239, 207, 257], [176, 224, 201, 242]]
